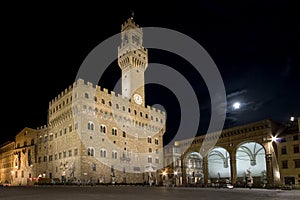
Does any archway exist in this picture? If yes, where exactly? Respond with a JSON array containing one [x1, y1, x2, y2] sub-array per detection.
[[184, 152, 203, 184], [236, 142, 266, 187], [208, 147, 231, 184]]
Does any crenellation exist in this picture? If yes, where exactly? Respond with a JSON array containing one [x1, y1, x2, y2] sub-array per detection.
[[87, 81, 93, 87], [95, 85, 101, 92]]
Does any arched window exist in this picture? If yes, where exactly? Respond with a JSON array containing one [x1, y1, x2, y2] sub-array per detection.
[[94, 96, 97, 101], [100, 125, 106, 133], [101, 99, 105, 104], [100, 149, 107, 158], [87, 148, 94, 156], [88, 122, 94, 131], [123, 131, 126, 138], [85, 93, 89, 99], [148, 137, 152, 143], [109, 101, 112, 106], [30, 139, 34, 145], [155, 138, 159, 145], [112, 151, 118, 159], [112, 128, 117, 136]]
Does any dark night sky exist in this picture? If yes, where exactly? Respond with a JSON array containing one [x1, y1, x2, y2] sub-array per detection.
[[1, 1, 299, 145]]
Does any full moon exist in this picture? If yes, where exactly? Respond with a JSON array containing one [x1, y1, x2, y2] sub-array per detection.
[[233, 102, 241, 110]]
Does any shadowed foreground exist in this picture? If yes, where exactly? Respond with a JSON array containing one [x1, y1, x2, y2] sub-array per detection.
[[1, 186, 299, 200]]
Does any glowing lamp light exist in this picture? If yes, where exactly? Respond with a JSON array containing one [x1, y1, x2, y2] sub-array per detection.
[[271, 136, 277, 142], [275, 171, 280, 179], [174, 171, 178, 176], [290, 116, 295, 122], [162, 171, 168, 177]]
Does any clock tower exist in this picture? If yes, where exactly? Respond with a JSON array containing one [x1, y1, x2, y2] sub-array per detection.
[[118, 17, 148, 106]]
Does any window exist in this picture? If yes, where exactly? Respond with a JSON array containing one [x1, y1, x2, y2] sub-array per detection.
[[88, 122, 94, 131], [282, 160, 288, 169], [100, 149, 106, 158], [63, 151, 66, 158], [294, 135, 299, 141], [123, 131, 126, 137], [44, 156, 47, 162], [69, 125, 72, 133], [148, 137, 152, 143], [69, 150, 72, 157], [92, 163, 96, 171], [74, 148, 78, 156], [55, 133, 57, 138], [156, 149, 159, 154], [49, 155, 53, 161], [94, 96, 97, 101], [31, 139, 34, 145], [112, 128, 117, 136], [148, 156, 152, 163], [294, 145, 300, 153], [21, 171, 24, 178], [59, 153, 62, 159], [50, 134, 53, 141], [88, 148, 94, 156], [38, 157, 42, 163], [149, 148, 152, 153], [64, 128, 67, 134], [100, 125, 106, 133], [281, 147, 287, 155], [15, 171, 18, 178], [155, 138, 159, 145], [85, 93, 89, 99], [59, 130, 62, 136], [122, 106, 125, 111], [295, 159, 300, 168], [116, 104, 119, 109], [55, 154, 57, 160], [101, 99, 105, 104], [155, 158, 159, 164], [112, 151, 118, 159], [109, 101, 112, 106]]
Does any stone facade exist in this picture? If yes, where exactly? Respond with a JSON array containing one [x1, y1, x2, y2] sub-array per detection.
[[0, 17, 166, 186]]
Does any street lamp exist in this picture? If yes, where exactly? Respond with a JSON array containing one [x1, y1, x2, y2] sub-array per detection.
[[271, 136, 277, 142]]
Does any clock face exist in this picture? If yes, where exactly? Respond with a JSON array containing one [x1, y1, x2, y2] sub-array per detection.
[[133, 93, 143, 105]]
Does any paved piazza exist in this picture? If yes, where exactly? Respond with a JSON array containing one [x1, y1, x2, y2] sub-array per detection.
[[1, 186, 299, 200]]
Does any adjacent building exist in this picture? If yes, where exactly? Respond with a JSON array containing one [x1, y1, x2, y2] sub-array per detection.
[[164, 118, 300, 189]]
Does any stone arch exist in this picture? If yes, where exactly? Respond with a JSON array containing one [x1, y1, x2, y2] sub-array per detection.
[[184, 152, 203, 184], [235, 141, 267, 187], [207, 146, 231, 181]]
